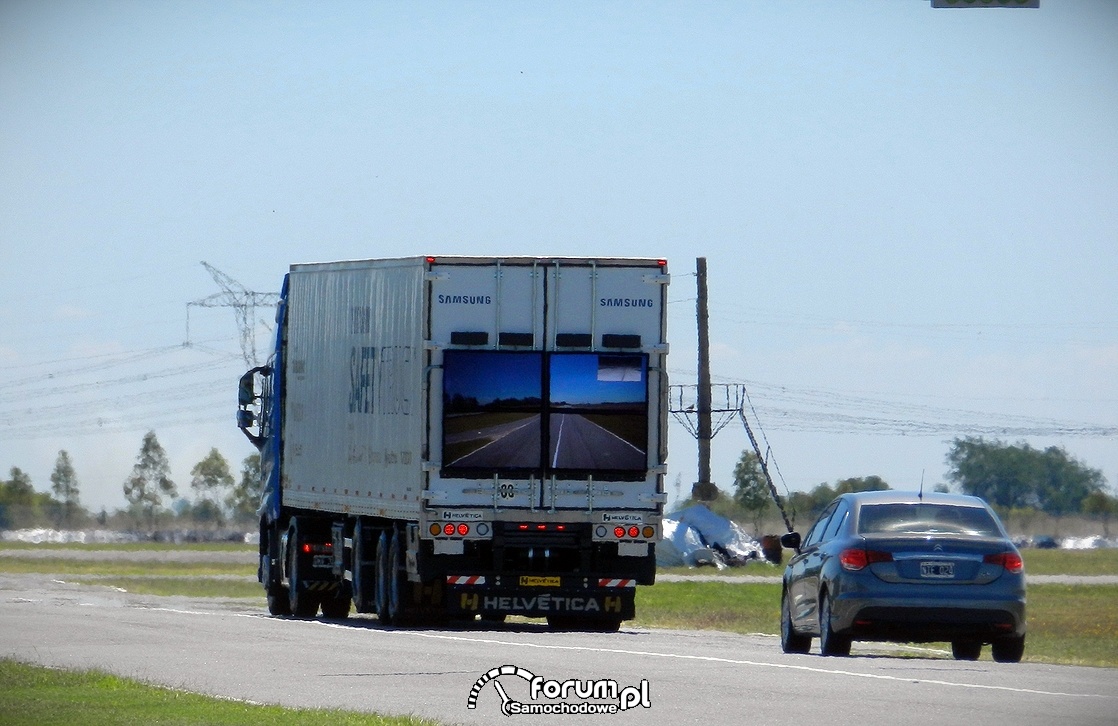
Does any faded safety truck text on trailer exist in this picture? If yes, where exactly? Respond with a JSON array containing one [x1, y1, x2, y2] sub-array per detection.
[[238, 256, 669, 630]]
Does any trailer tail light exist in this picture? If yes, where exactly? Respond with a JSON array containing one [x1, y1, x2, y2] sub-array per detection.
[[614, 526, 626, 538], [301, 542, 332, 554], [984, 552, 1024, 573], [840, 548, 892, 571], [627, 525, 640, 538], [431, 522, 479, 538]]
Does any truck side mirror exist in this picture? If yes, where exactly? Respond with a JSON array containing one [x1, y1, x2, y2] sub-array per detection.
[[780, 532, 802, 551], [237, 409, 255, 429], [238, 371, 256, 406]]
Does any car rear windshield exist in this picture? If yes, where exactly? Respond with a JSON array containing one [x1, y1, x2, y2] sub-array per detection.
[[857, 503, 1002, 537]]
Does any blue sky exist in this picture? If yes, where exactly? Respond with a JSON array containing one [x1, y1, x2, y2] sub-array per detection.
[[1, 1, 1115, 514]]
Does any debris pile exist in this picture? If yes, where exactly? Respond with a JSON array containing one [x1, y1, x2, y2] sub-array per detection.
[[657, 504, 765, 568]]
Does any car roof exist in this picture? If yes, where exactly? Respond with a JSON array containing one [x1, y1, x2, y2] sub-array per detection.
[[836, 490, 989, 508]]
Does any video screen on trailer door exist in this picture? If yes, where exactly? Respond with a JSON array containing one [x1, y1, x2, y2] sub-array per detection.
[[441, 350, 648, 476]]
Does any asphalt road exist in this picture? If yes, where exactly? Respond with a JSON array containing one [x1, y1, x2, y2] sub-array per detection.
[[1, 572, 1114, 726]]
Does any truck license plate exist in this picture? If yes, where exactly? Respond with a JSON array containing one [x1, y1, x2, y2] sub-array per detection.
[[312, 555, 333, 568], [920, 561, 954, 578], [519, 576, 560, 587]]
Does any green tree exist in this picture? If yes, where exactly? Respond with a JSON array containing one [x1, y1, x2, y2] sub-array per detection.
[[124, 431, 177, 530], [0, 467, 36, 528], [1082, 489, 1118, 538], [189, 448, 234, 526], [732, 450, 771, 534], [946, 437, 1104, 514], [50, 450, 81, 528], [833, 476, 890, 495], [227, 453, 262, 525]]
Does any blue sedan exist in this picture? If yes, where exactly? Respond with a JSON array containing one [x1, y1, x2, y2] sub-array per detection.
[[780, 491, 1026, 662]]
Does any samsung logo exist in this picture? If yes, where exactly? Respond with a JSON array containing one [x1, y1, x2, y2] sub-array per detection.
[[600, 298, 654, 308], [438, 294, 492, 305]]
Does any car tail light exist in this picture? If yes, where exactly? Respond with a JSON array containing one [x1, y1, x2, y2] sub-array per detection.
[[840, 548, 892, 571], [984, 552, 1024, 573]]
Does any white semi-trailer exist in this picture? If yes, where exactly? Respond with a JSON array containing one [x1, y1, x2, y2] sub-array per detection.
[[238, 256, 670, 630]]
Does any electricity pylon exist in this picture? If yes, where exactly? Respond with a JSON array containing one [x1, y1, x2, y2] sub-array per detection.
[[186, 262, 280, 366]]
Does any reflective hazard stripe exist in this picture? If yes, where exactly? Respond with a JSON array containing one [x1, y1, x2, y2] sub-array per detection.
[[597, 578, 637, 588], [446, 575, 486, 585]]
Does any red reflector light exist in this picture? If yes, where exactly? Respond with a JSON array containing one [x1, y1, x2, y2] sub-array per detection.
[[556, 525, 565, 531], [614, 526, 626, 538], [457, 523, 469, 536], [840, 548, 892, 571], [537, 524, 547, 531], [984, 552, 1024, 573], [627, 525, 640, 538], [518, 524, 529, 531]]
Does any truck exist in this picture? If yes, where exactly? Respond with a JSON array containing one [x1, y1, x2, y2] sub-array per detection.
[[237, 256, 670, 630]]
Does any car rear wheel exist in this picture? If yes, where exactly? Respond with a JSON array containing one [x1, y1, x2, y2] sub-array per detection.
[[992, 634, 1025, 663], [951, 640, 982, 661], [781, 591, 811, 654], [818, 592, 851, 657]]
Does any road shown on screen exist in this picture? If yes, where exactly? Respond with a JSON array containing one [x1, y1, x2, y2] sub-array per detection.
[[445, 412, 645, 471], [446, 414, 542, 468], [548, 412, 644, 470]]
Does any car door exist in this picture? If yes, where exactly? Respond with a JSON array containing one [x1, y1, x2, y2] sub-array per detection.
[[810, 499, 851, 633], [786, 501, 839, 630]]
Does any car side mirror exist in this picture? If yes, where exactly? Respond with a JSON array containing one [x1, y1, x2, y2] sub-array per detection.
[[780, 532, 802, 551]]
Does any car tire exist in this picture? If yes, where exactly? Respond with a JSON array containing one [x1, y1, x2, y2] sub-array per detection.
[[992, 634, 1025, 663], [781, 591, 811, 654], [818, 592, 852, 657], [951, 640, 982, 661]]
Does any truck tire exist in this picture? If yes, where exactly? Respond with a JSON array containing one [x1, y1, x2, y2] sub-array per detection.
[[374, 530, 391, 623], [321, 582, 352, 620], [386, 529, 407, 624], [266, 583, 291, 616], [352, 520, 375, 613], [287, 520, 321, 618]]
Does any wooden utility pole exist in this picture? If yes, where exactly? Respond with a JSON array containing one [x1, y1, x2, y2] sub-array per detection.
[[691, 257, 718, 501]]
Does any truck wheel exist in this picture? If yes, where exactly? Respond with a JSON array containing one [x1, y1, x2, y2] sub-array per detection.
[[287, 521, 320, 618], [374, 530, 392, 623], [321, 583, 352, 620], [386, 529, 407, 624], [266, 583, 291, 616], [352, 520, 374, 613]]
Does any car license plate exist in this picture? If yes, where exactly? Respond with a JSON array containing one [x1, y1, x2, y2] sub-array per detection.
[[920, 561, 954, 579]]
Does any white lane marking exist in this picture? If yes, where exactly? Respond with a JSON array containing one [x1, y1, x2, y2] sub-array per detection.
[[551, 414, 566, 467]]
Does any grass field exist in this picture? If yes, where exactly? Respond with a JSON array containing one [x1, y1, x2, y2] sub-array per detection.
[[0, 659, 439, 726]]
